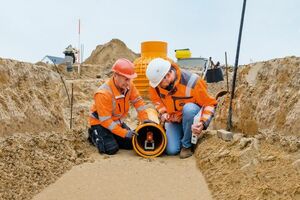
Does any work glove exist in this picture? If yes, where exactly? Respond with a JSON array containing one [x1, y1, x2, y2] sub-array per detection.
[[142, 119, 157, 124], [125, 130, 138, 139]]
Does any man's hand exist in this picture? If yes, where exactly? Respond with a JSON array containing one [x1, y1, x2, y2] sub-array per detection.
[[160, 113, 182, 123], [169, 113, 181, 123], [191, 121, 204, 135], [160, 113, 170, 123]]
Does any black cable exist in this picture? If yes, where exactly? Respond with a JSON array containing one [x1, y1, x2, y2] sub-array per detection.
[[227, 0, 247, 131], [53, 63, 71, 106]]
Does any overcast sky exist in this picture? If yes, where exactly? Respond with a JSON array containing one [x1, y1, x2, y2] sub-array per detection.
[[0, 0, 299, 65]]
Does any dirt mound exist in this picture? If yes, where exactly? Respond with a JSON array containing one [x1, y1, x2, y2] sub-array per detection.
[[56, 39, 139, 80], [0, 58, 69, 137], [198, 57, 300, 199], [0, 130, 93, 200], [195, 131, 300, 200], [83, 38, 139, 67], [0, 57, 101, 200], [213, 56, 300, 136]]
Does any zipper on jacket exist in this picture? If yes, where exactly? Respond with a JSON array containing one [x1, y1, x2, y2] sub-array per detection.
[[123, 98, 125, 113], [123, 89, 129, 113], [118, 103, 121, 112]]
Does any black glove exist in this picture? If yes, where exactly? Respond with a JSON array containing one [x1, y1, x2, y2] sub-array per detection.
[[142, 119, 157, 124], [125, 130, 138, 139]]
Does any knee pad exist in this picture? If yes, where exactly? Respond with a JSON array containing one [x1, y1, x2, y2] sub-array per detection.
[[91, 128, 119, 155], [104, 138, 119, 155], [105, 146, 119, 155]]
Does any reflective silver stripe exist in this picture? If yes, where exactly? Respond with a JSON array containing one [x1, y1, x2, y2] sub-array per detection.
[[185, 74, 199, 96], [108, 121, 118, 131], [193, 108, 203, 122], [201, 114, 213, 127], [90, 112, 97, 119], [204, 106, 215, 113], [97, 83, 115, 110], [136, 105, 147, 112], [201, 114, 211, 119], [115, 120, 121, 125], [115, 95, 125, 99], [99, 116, 111, 122], [98, 83, 112, 93], [131, 96, 142, 104], [96, 82, 127, 122], [90, 113, 111, 122], [90, 113, 98, 120]]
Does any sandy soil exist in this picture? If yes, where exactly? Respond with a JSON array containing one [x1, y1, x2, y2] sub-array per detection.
[[84, 39, 138, 66], [0, 58, 67, 137], [33, 150, 212, 200], [213, 56, 300, 136], [0, 130, 93, 200], [195, 131, 300, 200]]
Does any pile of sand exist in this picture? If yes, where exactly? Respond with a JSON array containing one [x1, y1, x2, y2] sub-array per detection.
[[213, 56, 300, 136], [195, 130, 300, 200], [0, 58, 68, 137], [54, 39, 139, 80], [197, 56, 300, 200], [0, 58, 96, 200], [83, 38, 138, 70]]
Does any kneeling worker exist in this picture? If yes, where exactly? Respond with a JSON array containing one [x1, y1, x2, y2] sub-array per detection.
[[88, 58, 150, 155], [146, 58, 217, 159]]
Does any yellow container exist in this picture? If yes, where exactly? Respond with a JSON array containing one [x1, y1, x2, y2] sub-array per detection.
[[133, 41, 170, 98], [175, 49, 191, 59]]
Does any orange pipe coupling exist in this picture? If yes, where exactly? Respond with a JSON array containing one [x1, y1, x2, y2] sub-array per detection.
[[132, 108, 167, 158]]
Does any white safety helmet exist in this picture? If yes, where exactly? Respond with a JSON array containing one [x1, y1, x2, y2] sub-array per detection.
[[146, 58, 171, 88]]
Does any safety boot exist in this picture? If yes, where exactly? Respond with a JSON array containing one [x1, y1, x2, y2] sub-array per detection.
[[179, 147, 193, 159]]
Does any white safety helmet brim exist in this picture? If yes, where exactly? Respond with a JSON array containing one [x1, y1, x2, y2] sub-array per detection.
[[146, 58, 171, 88]]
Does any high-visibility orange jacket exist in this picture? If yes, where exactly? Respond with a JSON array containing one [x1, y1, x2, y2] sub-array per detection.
[[89, 78, 148, 138], [149, 63, 217, 128]]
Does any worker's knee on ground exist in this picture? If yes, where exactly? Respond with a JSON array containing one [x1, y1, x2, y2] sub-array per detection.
[[104, 140, 119, 155], [165, 145, 180, 155], [182, 103, 200, 120], [105, 146, 119, 155]]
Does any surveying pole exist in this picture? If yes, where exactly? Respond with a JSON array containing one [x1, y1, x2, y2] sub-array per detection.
[[78, 19, 81, 75]]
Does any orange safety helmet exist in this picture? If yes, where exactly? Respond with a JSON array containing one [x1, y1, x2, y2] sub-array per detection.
[[112, 58, 137, 79]]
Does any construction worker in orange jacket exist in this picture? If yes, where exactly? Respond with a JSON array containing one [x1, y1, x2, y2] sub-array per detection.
[[146, 58, 217, 159], [88, 58, 150, 155]]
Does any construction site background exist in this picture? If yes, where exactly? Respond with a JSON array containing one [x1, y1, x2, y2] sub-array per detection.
[[0, 39, 299, 200]]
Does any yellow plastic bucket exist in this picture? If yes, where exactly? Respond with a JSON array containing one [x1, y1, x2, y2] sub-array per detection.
[[175, 49, 191, 59]]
